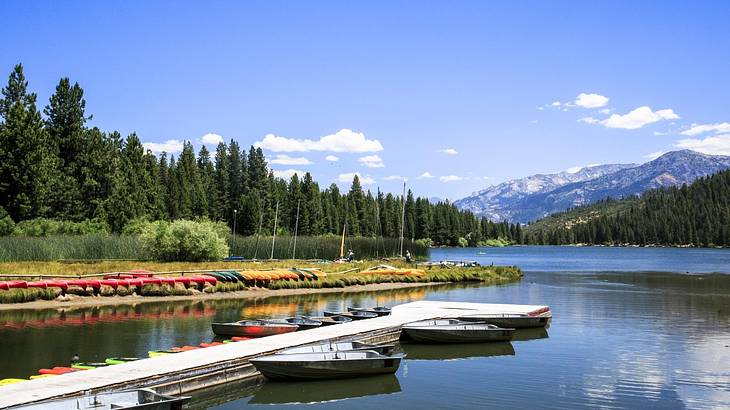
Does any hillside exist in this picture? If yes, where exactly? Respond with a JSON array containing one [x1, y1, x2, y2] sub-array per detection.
[[455, 150, 730, 223], [523, 169, 730, 247]]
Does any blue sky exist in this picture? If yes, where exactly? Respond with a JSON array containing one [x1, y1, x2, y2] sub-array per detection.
[[2, 1, 729, 199]]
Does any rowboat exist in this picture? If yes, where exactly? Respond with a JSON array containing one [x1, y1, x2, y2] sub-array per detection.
[[249, 374, 401, 404], [250, 350, 404, 381], [323, 310, 378, 320], [347, 306, 391, 316], [278, 341, 395, 356], [268, 316, 323, 330], [458, 313, 551, 328], [211, 320, 299, 337], [105, 357, 140, 365], [403, 320, 515, 343], [306, 315, 353, 326], [9, 388, 190, 410]]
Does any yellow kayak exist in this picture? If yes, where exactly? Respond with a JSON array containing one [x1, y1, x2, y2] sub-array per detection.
[[0, 378, 25, 385]]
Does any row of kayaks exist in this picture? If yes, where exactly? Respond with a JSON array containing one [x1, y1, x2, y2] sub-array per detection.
[[211, 306, 392, 337]]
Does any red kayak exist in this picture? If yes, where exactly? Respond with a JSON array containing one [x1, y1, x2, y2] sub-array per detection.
[[38, 367, 82, 375]]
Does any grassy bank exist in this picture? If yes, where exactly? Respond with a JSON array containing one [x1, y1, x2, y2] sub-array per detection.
[[0, 260, 521, 304], [0, 235, 427, 262]]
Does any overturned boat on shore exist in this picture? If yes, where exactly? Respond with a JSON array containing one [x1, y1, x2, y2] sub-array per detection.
[[250, 350, 404, 381], [402, 319, 515, 343], [211, 320, 299, 337]]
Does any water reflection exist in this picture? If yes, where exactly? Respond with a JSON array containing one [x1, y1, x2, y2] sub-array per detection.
[[402, 342, 515, 361], [247, 375, 402, 405]]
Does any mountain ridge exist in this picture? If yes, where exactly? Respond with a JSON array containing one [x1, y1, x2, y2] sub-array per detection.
[[455, 150, 730, 223]]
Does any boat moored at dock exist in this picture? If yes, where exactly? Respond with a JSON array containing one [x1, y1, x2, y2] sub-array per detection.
[[458, 312, 551, 328], [403, 320, 515, 343], [268, 316, 323, 330], [211, 320, 299, 337], [250, 350, 405, 381], [347, 306, 392, 316], [324, 310, 378, 320], [278, 341, 395, 356], [8, 388, 190, 410]]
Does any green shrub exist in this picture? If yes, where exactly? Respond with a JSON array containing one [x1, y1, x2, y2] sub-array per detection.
[[139, 219, 229, 262], [414, 238, 433, 248], [457, 237, 468, 247], [0, 207, 14, 236]]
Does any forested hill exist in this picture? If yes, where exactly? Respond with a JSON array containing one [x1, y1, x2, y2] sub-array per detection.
[[0, 64, 522, 246], [523, 169, 730, 247]]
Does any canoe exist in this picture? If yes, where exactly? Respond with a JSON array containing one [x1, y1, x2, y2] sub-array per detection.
[[306, 315, 353, 325], [29, 374, 56, 379], [105, 357, 140, 365], [231, 336, 252, 342], [347, 306, 391, 317], [269, 317, 323, 330], [71, 362, 110, 370], [279, 341, 395, 356], [250, 350, 405, 381], [9, 388, 190, 410], [403, 321, 515, 343], [211, 320, 299, 337], [323, 310, 378, 320], [458, 313, 551, 328]]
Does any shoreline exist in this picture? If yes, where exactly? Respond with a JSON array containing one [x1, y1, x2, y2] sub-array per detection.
[[0, 281, 446, 312]]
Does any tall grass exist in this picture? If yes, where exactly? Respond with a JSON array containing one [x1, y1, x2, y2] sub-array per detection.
[[226, 235, 428, 260], [0, 235, 145, 262], [0, 234, 427, 262]]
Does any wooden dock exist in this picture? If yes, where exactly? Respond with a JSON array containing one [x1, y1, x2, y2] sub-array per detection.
[[0, 301, 549, 408]]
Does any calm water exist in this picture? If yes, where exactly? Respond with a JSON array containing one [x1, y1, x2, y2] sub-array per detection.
[[1, 247, 729, 409]]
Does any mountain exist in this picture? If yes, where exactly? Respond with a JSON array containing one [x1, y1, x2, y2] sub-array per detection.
[[522, 168, 730, 247], [455, 150, 730, 223], [454, 163, 636, 222]]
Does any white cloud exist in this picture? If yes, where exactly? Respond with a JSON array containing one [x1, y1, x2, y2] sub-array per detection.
[[143, 139, 184, 154], [439, 175, 463, 182], [254, 129, 383, 153], [325, 155, 339, 162], [437, 148, 458, 155], [272, 169, 305, 179], [578, 117, 600, 124], [680, 122, 730, 136], [551, 101, 562, 107], [596, 106, 679, 130], [599, 108, 613, 114], [575, 93, 609, 109], [337, 172, 375, 185], [644, 151, 666, 160], [417, 172, 434, 179], [675, 135, 730, 156], [384, 175, 408, 182], [201, 133, 224, 145], [358, 154, 385, 168], [270, 154, 312, 166]]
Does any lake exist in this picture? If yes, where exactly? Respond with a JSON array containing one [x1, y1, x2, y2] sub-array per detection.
[[1, 246, 728, 409]]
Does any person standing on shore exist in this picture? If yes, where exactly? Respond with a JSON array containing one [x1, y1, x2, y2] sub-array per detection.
[[347, 249, 355, 262], [405, 250, 412, 264]]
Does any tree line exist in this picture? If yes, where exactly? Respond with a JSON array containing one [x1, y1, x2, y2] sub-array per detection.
[[0, 64, 523, 246], [524, 169, 730, 247]]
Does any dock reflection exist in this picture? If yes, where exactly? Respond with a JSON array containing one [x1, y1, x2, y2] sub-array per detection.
[[248, 374, 402, 405]]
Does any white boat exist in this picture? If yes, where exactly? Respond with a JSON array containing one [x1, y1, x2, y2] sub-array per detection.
[[458, 313, 551, 328], [9, 389, 190, 410], [250, 350, 404, 380], [403, 320, 515, 343], [278, 341, 395, 355]]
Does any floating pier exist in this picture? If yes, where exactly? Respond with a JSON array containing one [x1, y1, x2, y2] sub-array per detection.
[[0, 301, 550, 408]]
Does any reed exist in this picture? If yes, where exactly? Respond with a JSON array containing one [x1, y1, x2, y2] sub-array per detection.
[[0, 235, 144, 262]]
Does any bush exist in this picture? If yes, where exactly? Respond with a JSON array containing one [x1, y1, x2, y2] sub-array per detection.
[[457, 237, 468, 247], [0, 207, 14, 236], [139, 219, 229, 262], [415, 238, 433, 248]]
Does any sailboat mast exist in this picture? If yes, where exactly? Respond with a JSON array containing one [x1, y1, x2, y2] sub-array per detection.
[[292, 200, 300, 260], [271, 201, 279, 260], [399, 181, 406, 257], [340, 201, 348, 259]]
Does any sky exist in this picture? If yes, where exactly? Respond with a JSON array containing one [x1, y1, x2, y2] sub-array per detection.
[[2, 1, 730, 199]]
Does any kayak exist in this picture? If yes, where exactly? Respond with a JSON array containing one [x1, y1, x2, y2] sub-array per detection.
[[0, 378, 25, 385], [105, 357, 140, 365], [71, 362, 110, 370], [148, 350, 181, 358], [38, 367, 82, 375], [29, 374, 56, 379]]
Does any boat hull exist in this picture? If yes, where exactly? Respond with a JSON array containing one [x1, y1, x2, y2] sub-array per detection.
[[279, 341, 395, 356], [211, 321, 299, 337], [323, 311, 378, 320], [347, 307, 391, 317], [403, 326, 515, 343], [458, 315, 551, 329], [251, 353, 403, 381]]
